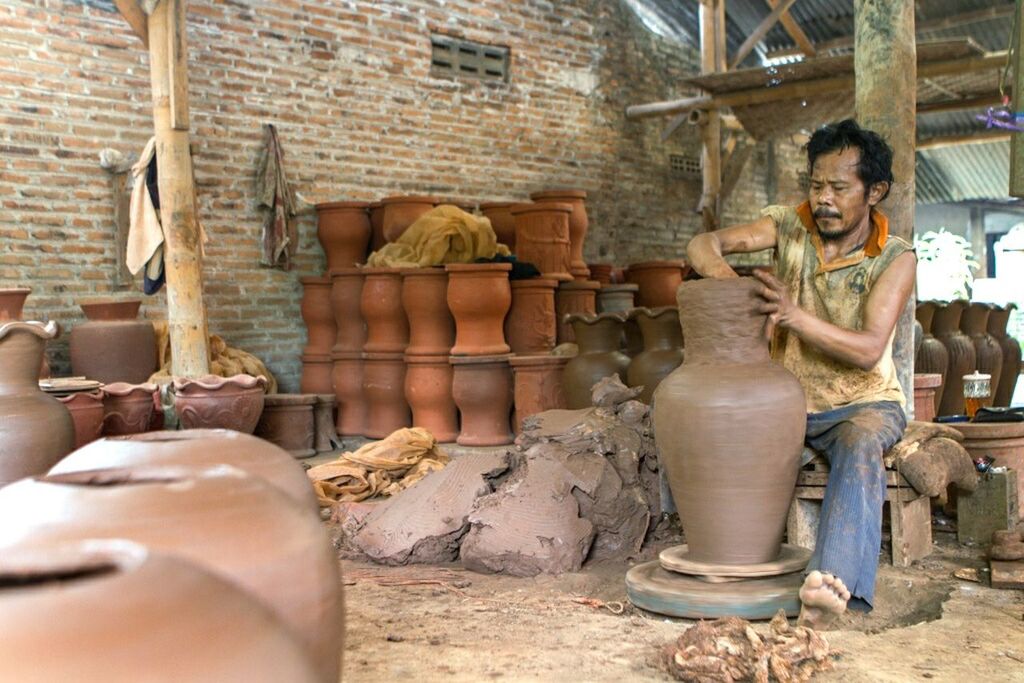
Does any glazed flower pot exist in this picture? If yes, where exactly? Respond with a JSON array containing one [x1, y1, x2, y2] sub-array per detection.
[[368, 201, 386, 253], [451, 354, 513, 446], [362, 352, 411, 439], [0, 321, 74, 486], [596, 283, 638, 313], [313, 394, 338, 453], [933, 300, 976, 416], [301, 353, 335, 395], [627, 306, 684, 404], [510, 202, 573, 281], [70, 299, 157, 384], [172, 374, 267, 434], [915, 301, 949, 414], [316, 201, 371, 269], [505, 278, 558, 354], [625, 260, 687, 307], [381, 195, 438, 243], [58, 389, 105, 450], [989, 304, 1021, 407], [509, 354, 569, 433], [961, 302, 1004, 405], [530, 189, 589, 279], [101, 382, 156, 436], [653, 277, 806, 564], [402, 268, 455, 356], [479, 201, 517, 250], [0, 287, 30, 320], [329, 267, 366, 354], [555, 280, 600, 344], [360, 267, 409, 354], [332, 351, 366, 436], [255, 394, 318, 458], [404, 354, 458, 443], [300, 276, 335, 356], [446, 262, 512, 355], [913, 373, 942, 423], [562, 312, 630, 409], [588, 263, 614, 285]]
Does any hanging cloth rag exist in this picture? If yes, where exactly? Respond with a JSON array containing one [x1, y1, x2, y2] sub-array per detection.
[[255, 123, 297, 269]]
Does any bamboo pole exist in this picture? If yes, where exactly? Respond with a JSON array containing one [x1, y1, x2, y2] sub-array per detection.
[[729, 0, 799, 70], [1010, 0, 1024, 197], [766, 0, 816, 58], [697, 0, 726, 232]]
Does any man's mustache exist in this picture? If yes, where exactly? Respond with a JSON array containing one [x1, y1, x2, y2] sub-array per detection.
[[814, 209, 842, 219]]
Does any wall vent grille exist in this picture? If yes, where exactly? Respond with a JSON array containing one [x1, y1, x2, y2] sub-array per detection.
[[431, 35, 510, 82], [669, 154, 702, 179]]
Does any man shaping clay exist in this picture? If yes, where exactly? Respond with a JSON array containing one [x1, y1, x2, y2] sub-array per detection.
[[686, 119, 917, 628]]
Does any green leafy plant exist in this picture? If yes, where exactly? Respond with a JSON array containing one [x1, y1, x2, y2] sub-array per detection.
[[915, 228, 979, 301]]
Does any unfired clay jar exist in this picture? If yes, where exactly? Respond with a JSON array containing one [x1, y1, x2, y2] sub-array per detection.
[[510, 354, 569, 433], [530, 189, 589, 279], [653, 278, 806, 564], [362, 352, 411, 439], [58, 390, 105, 450], [627, 306, 684, 404], [300, 276, 335, 356], [0, 541, 321, 683], [505, 278, 558, 354], [360, 267, 409, 354], [990, 304, 1021, 407], [402, 268, 455, 356], [625, 260, 687, 307], [446, 262, 512, 355], [329, 267, 366, 354], [172, 374, 267, 434], [381, 195, 437, 243], [313, 394, 338, 453], [301, 353, 335, 394], [913, 373, 941, 423], [961, 302, 1004, 404], [332, 351, 366, 436], [368, 201, 386, 253], [596, 283, 638, 313], [933, 300, 977, 416], [101, 382, 156, 436], [404, 355, 458, 443], [0, 321, 74, 487], [255, 394, 317, 458], [555, 279, 600, 344], [588, 264, 613, 285], [510, 202, 573, 281], [0, 465, 344, 682], [451, 354, 514, 446], [479, 201, 517, 249], [316, 200, 371, 269], [915, 301, 949, 413], [562, 312, 630, 409], [70, 299, 157, 384], [0, 287, 30, 320]]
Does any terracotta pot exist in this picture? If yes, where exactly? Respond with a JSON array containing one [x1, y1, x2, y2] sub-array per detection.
[[0, 541, 321, 682], [362, 352, 410, 439], [329, 267, 366, 354], [255, 394, 317, 458], [510, 202, 573, 281], [915, 301, 949, 414], [588, 263, 614, 285], [961, 302, 1004, 405], [332, 351, 366, 436], [0, 321, 74, 487], [300, 276, 335, 356], [597, 284, 638, 313], [69, 299, 157, 384], [505, 278, 558, 354], [0, 465, 344, 682], [530, 189, 589, 279], [562, 312, 630, 409], [479, 201, 517, 250], [172, 374, 267, 434], [381, 195, 437, 243], [989, 304, 1021, 407], [300, 353, 335, 394], [555, 279, 600, 344], [360, 267, 408, 354], [625, 260, 687, 307], [913, 373, 941, 423], [933, 300, 977, 416], [316, 200, 371, 269], [58, 389, 105, 450], [653, 277, 806, 564], [313, 394, 338, 453], [627, 307, 684, 404], [402, 268, 455, 356], [446, 262, 512, 355], [368, 201, 386, 254], [0, 287, 30, 320], [51, 429, 318, 512], [101, 382, 156, 436], [509, 354, 568, 433], [451, 354, 513, 446], [404, 354, 458, 443]]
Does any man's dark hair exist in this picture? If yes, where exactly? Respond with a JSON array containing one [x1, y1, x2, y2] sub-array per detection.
[[806, 119, 894, 201]]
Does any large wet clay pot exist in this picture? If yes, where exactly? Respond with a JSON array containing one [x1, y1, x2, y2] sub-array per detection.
[[562, 312, 630, 409], [588, 263, 613, 285], [990, 304, 1021, 407], [368, 201, 386, 254], [362, 352, 410, 439], [913, 373, 941, 423], [933, 300, 977, 416], [172, 374, 267, 434], [596, 283, 638, 313], [70, 299, 157, 384], [101, 382, 156, 436], [915, 301, 949, 413], [510, 354, 569, 433], [0, 287, 30, 320], [510, 202, 573, 281], [479, 201, 517, 250], [0, 321, 74, 486], [301, 353, 335, 394], [961, 302, 1003, 404], [313, 394, 337, 453], [625, 260, 687, 307], [404, 354, 458, 443], [653, 277, 806, 564], [627, 306, 684, 404], [402, 268, 455, 356], [58, 389, 105, 449], [51, 428, 318, 512], [505, 277, 558, 354], [255, 394, 317, 458], [446, 262, 512, 355], [0, 541, 321, 683], [332, 351, 366, 436], [451, 354, 513, 446], [381, 195, 437, 243], [329, 267, 366, 354], [300, 276, 335, 356], [555, 280, 600, 344], [360, 267, 408, 354], [0, 465, 344, 682], [316, 201, 371, 269], [530, 189, 589, 279]]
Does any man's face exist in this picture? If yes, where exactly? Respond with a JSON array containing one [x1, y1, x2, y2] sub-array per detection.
[[808, 146, 878, 241]]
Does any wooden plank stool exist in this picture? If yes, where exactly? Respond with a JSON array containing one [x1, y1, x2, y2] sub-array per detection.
[[787, 452, 932, 568]]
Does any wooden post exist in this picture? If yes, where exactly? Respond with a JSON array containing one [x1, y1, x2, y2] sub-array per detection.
[[855, 0, 916, 413], [1010, 0, 1024, 198], [698, 0, 726, 232]]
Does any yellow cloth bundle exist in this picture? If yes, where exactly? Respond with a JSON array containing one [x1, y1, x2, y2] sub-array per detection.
[[367, 205, 511, 268]]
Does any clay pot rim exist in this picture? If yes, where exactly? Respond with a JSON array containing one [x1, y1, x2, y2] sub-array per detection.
[[368, 201, 382, 209], [511, 277, 559, 288], [0, 320, 59, 342], [558, 279, 601, 291], [78, 298, 142, 321], [627, 260, 686, 271], [380, 195, 439, 205], [0, 287, 32, 295], [509, 354, 570, 367], [330, 351, 363, 361], [106, 428, 254, 444], [262, 393, 318, 406], [399, 266, 446, 276], [437, 200, 476, 210], [913, 373, 942, 389], [299, 276, 332, 285], [303, 353, 334, 362], [0, 538, 153, 583], [57, 389, 105, 403], [36, 463, 244, 489], [363, 351, 406, 361], [565, 311, 627, 325], [509, 202, 572, 214], [313, 394, 336, 404], [950, 421, 1024, 440], [529, 189, 588, 200], [404, 354, 452, 364], [444, 262, 513, 273], [449, 353, 513, 366], [359, 266, 403, 275], [599, 283, 639, 292], [630, 306, 680, 320], [479, 201, 517, 210], [171, 374, 268, 393], [328, 267, 363, 277], [316, 200, 370, 210]]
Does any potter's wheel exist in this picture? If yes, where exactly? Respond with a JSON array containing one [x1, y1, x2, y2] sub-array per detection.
[[659, 543, 811, 578]]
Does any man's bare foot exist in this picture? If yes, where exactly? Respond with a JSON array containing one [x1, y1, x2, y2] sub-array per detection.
[[797, 570, 850, 630]]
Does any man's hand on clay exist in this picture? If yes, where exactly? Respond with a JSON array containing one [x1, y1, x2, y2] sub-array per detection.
[[753, 269, 801, 332]]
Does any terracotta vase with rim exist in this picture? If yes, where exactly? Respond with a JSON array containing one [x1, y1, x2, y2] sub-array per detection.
[[362, 352, 410, 439], [989, 304, 1021, 407], [381, 195, 438, 243], [172, 374, 267, 434], [101, 382, 156, 436], [509, 354, 569, 433], [588, 263, 614, 285], [300, 276, 335, 356], [255, 394, 318, 458], [446, 262, 512, 355], [360, 267, 408, 354], [402, 267, 455, 356], [915, 301, 949, 413], [555, 279, 600, 344], [58, 389, 106, 450], [451, 354, 514, 446], [597, 283, 638, 313], [404, 354, 458, 443], [628, 306, 685, 404], [625, 260, 687, 307], [960, 301, 1004, 404], [913, 373, 942, 423], [479, 201, 517, 249], [70, 298, 157, 384], [0, 287, 31, 320], [505, 277, 558, 354], [368, 201, 386, 253], [301, 353, 335, 394], [329, 267, 366, 354], [316, 200, 371, 269], [932, 300, 977, 416], [530, 189, 589, 279], [331, 351, 366, 436], [510, 202, 573, 281], [313, 394, 338, 453], [562, 312, 631, 409]]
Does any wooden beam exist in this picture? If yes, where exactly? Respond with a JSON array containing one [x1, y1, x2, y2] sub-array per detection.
[[114, 0, 149, 47], [698, 0, 726, 231], [730, 0, 800, 70], [1011, 0, 1024, 197], [721, 143, 755, 205], [918, 130, 1010, 150], [917, 93, 1003, 114], [167, 0, 190, 131], [766, 0, 816, 58]]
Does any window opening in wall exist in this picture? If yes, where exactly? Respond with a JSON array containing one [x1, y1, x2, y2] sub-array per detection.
[[431, 34, 510, 81], [669, 154, 702, 179]]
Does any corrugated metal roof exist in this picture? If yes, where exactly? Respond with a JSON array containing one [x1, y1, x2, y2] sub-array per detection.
[[916, 140, 1011, 204]]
